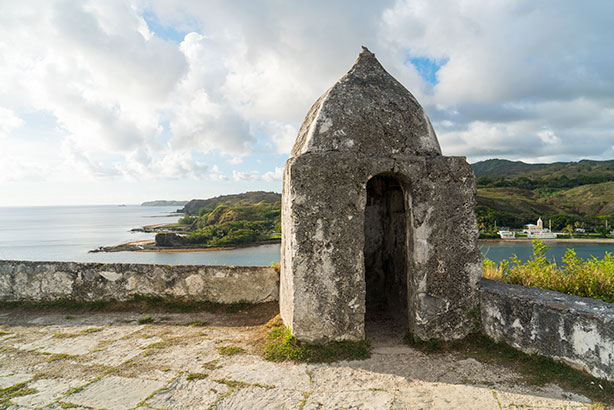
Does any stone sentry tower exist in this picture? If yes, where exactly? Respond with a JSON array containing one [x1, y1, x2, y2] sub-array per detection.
[[280, 47, 482, 343]]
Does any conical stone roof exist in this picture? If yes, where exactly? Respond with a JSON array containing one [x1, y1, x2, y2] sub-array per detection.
[[291, 47, 442, 158]]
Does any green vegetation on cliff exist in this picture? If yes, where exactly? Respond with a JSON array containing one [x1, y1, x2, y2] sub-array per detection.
[[186, 200, 281, 246], [179, 192, 281, 215], [157, 192, 281, 247]]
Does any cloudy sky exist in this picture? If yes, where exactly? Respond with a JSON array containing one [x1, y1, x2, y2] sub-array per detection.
[[1, 0, 613, 206]]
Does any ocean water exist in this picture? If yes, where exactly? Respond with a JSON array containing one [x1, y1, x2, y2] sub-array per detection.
[[0, 205, 280, 266], [479, 240, 614, 265], [0, 205, 611, 266]]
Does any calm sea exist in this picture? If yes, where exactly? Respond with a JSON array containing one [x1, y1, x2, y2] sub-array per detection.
[[480, 240, 613, 265], [0, 205, 279, 266], [0, 205, 611, 265]]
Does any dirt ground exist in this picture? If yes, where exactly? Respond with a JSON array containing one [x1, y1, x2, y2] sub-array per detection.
[[0, 304, 597, 409]]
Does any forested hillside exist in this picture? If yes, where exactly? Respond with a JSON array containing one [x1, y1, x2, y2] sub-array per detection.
[[472, 159, 614, 231], [157, 192, 281, 247]]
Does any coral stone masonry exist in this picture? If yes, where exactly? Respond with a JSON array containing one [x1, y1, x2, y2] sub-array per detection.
[[280, 47, 482, 343]]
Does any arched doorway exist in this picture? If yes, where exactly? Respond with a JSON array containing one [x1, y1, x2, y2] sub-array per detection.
[[364, 174, 410, 337]]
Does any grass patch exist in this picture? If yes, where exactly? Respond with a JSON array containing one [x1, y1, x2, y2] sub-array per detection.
[[59, 402, 80, 409], [52, 327, 104, 339], [48, 353, 78, 362], [143, 341, 167, 349], [185, 320, 208, 327], [483, 239, 614, 303], [137, 316, 155, 324], [406, 333, 614, 405], [0, 382, 38, 406], [186, 372, 208, 381], [80, 327, 103, 334], [0, 330, 10, 336], [0, 294, 255, 314], [217, 345, 245, 356], [213, 378, 250, 389], [202, 359, 220, 370], [47, 353, 76, 362], [52, 333, 77, 339], [262, 316, 370, 363]]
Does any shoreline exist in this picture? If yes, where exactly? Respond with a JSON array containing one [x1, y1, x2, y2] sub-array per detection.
[[90, 238, 282, 253], [95, 237, 614, 254]]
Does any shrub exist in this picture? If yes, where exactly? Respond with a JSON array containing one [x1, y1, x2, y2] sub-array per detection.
[[483, 239, 614, 303]]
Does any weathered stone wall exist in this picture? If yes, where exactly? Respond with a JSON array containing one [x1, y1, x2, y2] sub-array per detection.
[[281, 153, 482, 342], [480, 278, 614, 381], [0, 260, 279, 304]]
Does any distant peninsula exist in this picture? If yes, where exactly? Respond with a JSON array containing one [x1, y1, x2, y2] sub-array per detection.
[[141, 200, 188, 206], [92, 192, 281, 253]]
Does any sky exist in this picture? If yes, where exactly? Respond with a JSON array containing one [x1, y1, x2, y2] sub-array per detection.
[[1, 0, 613, 206]]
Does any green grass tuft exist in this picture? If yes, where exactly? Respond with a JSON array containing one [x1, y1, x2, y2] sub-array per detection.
[[48, 353, 77, 362], [137, 316, 155, 324], [213, 378, 250, 389], [186, 373, 208, 381], [185, 320, 208, 327], [144, 341, 167, 349], [262, 317, 369, 363], [217, 345, 245, 356], [59, 402, 80, 409], [0, 382, 38, 403]]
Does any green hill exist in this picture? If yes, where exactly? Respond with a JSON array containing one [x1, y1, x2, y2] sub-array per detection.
[[548, 182, 614, 216], [472, 159, 614, 232], [472, 159, 549, 177], [158, 192, 281, 248], [472, 158, 614, 180], [179, 191, 281, 215]]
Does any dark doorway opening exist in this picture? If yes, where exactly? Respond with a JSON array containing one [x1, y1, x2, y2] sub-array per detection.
[[364, 174, 409, 338]]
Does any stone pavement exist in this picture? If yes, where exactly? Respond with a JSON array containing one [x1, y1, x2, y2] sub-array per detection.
[[0, 306, 593, 409]]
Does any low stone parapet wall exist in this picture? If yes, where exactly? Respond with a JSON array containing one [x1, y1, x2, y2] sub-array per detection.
[[0, 260, 279, 304], [480, 278, 614, 381]]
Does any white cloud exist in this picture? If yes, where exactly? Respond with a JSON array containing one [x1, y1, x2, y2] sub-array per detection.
[[1, 0, 613, 204], [227, 157, 244, 165], [261, 121, 298, 154], [262, 167, 283, 182], [169, 89, 254, 154], [232, 167, 282, 182], [0, 107, 23, 138], [537, 130, 561, 146]]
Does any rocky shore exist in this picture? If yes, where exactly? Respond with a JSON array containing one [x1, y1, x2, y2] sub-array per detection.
[[90, 238, 281, 253]]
